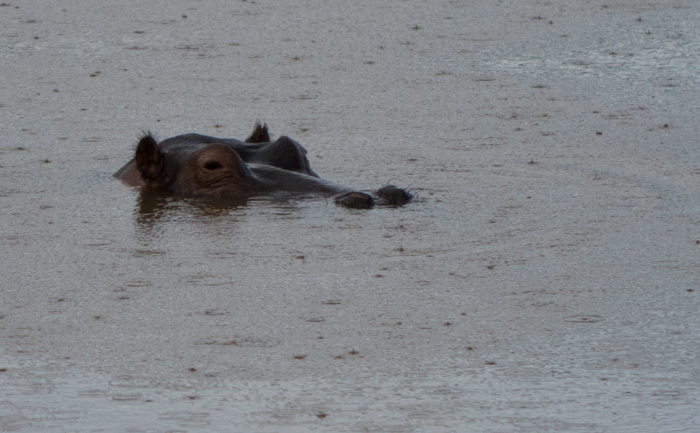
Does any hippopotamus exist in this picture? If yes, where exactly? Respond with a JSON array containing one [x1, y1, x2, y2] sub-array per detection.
[[114, 123, 413, 209]]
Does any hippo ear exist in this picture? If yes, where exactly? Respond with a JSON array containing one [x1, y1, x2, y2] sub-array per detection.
[[245, 122, 270, 143], [135, 134, 164, 182]]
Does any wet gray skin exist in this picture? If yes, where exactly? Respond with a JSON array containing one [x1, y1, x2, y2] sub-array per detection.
[[114, 126, 412, 208], [115, 123, 319, 180]]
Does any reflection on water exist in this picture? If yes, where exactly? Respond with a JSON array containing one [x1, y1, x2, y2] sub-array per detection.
[[131, 191, 324, 242], [135, 193, 250, 221], [134, 191, 328, 221], [132, 193, 252, 243]]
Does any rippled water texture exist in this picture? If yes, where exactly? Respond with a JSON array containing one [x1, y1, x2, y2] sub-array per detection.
[[1, 1, 699, 432]]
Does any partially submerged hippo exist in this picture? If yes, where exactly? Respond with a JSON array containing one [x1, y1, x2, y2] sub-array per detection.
[[114, 123, 413, 209]]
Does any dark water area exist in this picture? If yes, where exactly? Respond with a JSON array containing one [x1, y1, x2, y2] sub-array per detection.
[[1, 1, 699, 431]]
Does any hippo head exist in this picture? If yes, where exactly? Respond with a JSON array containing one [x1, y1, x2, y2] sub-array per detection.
[[134, 133, 262, 197]]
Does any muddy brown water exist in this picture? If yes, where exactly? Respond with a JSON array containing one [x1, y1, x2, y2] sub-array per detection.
[[1, 1, 699, 432]]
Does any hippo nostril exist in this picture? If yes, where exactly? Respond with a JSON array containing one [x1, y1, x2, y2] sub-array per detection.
[[204, 161, 223, 170]]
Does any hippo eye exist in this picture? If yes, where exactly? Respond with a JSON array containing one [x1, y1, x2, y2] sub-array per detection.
[[203, 161, 223, 170]]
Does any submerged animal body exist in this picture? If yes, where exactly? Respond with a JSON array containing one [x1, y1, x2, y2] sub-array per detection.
[[114, 123, 412, 209]]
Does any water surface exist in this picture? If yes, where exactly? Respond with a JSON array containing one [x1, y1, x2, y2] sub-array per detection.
[[1, 1, 699, 431]]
